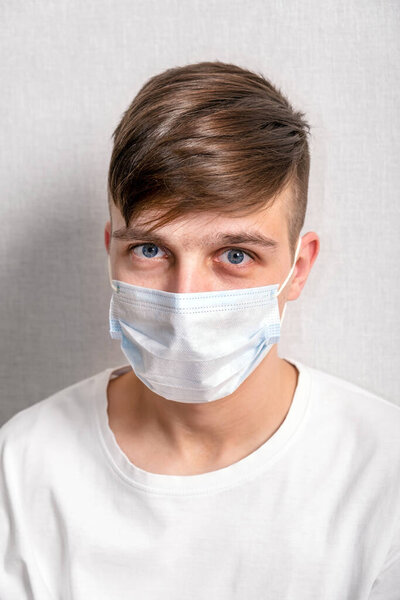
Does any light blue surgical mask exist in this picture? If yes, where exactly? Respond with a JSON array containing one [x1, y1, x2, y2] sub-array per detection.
[[108, 237, 301, 403]]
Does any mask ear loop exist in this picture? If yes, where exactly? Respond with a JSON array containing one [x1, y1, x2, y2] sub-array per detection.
[[276, 237, 302, 325], [107, 255, 119, 292]]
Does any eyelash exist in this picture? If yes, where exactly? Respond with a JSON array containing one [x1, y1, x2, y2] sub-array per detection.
[[126, 243, 255, 267]]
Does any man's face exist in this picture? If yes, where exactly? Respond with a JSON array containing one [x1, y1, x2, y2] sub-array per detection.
[[105, 184, 314, 310]]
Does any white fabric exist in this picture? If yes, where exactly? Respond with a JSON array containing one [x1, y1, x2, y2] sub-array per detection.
[[1, 357, 399, 599], [109, 280, 281, 402]]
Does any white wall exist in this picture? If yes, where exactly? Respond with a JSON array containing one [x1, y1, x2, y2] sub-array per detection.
[[1, 0, 399, 424]]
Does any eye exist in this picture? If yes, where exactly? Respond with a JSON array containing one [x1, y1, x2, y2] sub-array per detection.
[[130, 243, 168, 259], [218, 248, 253, 266]]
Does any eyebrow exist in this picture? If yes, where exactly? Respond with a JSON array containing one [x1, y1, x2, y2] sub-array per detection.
[[112, 226, 278, 250]]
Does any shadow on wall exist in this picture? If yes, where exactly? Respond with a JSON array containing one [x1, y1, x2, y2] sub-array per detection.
[[0, 172, 122, 426]]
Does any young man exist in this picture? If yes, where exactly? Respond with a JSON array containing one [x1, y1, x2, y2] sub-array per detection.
[[1, 61, 399, 599]]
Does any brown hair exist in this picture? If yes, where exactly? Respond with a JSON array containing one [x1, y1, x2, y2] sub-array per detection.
[[107, 61, 311, 261]]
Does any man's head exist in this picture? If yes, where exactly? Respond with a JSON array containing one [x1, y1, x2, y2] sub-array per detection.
[[104, 61, 320, 403], [105, 61, 319, 309]]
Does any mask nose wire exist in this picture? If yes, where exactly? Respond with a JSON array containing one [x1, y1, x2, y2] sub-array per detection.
[[107, 255, 119, 292]]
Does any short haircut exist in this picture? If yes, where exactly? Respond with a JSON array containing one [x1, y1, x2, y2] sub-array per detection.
[[108, 60, 311, 261]]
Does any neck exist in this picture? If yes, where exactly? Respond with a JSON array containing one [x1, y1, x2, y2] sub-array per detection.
[[108, 346, 299, 474]]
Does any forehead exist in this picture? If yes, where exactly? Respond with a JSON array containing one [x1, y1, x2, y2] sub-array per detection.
[[110, 186, 291, 242]]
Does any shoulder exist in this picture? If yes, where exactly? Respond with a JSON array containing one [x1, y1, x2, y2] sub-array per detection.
[[305, 361, 399, 419], [0, 367, 113, 460], [295, 359, 400, 459]]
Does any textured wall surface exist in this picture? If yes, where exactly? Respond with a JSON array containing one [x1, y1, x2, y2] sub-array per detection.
[[1, 0, 399, 424]]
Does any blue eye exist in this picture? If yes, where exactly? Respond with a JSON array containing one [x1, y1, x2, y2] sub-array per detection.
[[220, 249, 252, 266], [132, 244, 167, 259]]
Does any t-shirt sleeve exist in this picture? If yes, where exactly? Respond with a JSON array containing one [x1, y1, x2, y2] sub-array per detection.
[[0, 415, 54, 599], [367, 509, 400, 599]]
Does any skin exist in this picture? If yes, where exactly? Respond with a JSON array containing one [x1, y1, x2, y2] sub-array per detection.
[[104, 184, 320, 475]]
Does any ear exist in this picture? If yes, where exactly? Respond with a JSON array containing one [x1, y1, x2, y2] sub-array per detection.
[[287, 231, 320, 301], [104, 221, 112, 254]]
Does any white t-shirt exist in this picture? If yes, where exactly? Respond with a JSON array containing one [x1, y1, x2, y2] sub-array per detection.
[[1, 357, 399, 599]]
